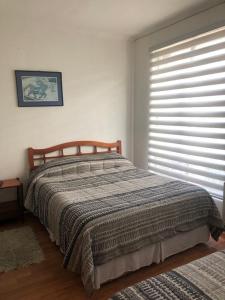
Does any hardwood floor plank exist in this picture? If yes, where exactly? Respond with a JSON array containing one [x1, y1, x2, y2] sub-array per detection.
[[0, 214, 224, 300]]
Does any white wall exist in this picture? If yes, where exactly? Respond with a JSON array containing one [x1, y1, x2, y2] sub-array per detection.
[[0, 5, 132, 184], [133, 2, 225, 170]]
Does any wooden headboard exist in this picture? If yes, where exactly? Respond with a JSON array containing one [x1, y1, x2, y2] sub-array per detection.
[[28, 140, 122, 171]]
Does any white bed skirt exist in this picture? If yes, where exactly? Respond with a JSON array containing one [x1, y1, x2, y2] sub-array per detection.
[[94, 225, 210, 289]]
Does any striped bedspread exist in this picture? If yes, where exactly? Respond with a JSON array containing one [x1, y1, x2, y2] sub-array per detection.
[[110, 249, 225, 300], [25, 153, 224, 293]]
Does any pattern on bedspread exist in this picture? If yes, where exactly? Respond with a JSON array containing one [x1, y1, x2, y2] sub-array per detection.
[[110, 249, 225, 300], [25, 153, 225, 293]]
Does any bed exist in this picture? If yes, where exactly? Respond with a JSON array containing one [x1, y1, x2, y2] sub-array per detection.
[[24, 140, 224, 293], [110, 249, 225, 300]]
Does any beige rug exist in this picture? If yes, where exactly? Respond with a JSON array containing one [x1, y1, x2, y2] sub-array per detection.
[[0, 226, 44, 272]]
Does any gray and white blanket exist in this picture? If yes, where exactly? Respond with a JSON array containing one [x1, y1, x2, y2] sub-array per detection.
[[110, 249, 225, 300], [25, 153, 224, 293]]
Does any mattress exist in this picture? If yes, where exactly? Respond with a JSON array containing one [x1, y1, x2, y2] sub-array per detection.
[[24, 153, 224, 292], [110, 248, 225, 300]]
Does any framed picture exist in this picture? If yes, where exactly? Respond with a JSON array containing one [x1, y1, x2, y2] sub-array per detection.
[[15, 70, 63, 107]]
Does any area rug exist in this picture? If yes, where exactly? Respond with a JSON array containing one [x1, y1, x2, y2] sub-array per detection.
[[0, 226, 44, 272]]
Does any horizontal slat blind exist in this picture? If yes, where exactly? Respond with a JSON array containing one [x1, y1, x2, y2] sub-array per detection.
[[149, 25, 225, 200]]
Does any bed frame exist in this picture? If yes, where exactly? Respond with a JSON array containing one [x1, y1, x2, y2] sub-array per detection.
[[28, 140, 122, 171], [26, 139, 210, 290]]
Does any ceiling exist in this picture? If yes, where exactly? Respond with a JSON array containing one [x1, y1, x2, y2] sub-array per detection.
[[1, 0, 224, 39]]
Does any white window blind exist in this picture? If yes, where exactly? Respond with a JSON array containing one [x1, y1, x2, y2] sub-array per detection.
[[149, 25, 225, 200]]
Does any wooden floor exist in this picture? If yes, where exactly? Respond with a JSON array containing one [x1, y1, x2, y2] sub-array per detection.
[[0, 215, 225, 300]]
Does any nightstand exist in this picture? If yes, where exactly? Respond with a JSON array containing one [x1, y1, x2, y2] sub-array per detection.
[[0, 178, 24, 221]]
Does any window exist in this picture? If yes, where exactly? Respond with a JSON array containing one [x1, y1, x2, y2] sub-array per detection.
[[149, 25, 225, 200]]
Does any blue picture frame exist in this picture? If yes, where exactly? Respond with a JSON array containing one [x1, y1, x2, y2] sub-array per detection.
[[15, 70, 63, 107]]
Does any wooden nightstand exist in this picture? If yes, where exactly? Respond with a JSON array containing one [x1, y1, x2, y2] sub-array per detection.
[[0, 178, 24, 221]]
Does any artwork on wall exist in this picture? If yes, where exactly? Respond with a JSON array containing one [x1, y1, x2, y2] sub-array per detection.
[[15, 70, 63, 107]]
